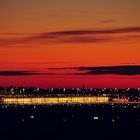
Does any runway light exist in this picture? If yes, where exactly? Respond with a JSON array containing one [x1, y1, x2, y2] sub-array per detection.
[[112, 119, 115, 122], [93, 116, 99, 120], [30, 115, 34, 119]]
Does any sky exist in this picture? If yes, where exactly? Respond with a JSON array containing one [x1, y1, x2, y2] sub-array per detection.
[[0, 0, 140, 88]]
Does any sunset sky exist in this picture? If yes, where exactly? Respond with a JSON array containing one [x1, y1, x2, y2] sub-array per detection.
[[0, 0, 140, 88]]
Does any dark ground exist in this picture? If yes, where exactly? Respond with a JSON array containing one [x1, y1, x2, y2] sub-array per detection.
[[0, 104, 140, 140]]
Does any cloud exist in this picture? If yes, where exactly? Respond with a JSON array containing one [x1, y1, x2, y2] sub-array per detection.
[[0, 26, 140, 46], [48, 65, 140, 76], [1, 65, 140, 76], [79, 65, 140, 75], [46, 27, 140, 36], [0, 71, 52, 76], [59, 36, 111, 43], [0, 71, 39, 76]]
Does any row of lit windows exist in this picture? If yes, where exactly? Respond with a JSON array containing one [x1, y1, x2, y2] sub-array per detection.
[[1, 97, 109, 105]]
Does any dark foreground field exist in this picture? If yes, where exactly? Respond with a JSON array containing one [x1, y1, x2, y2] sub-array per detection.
[[0, 104, 140, 140]]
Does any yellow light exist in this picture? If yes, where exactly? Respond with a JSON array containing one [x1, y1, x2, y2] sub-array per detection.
[[1, 96, 109, 105]]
